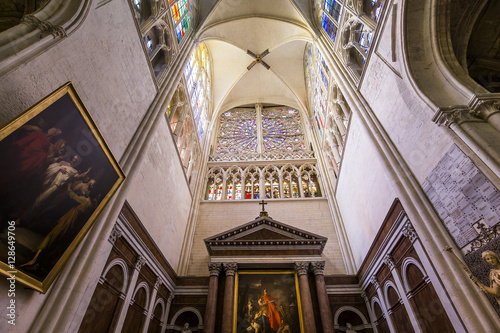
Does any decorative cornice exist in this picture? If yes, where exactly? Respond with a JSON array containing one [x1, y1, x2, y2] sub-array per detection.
[[135, 255, 147, 271], [223, 262, 237, 276], [402, 221, 418, 243], [294, 261, 310, 275], [207, 262, 221, 276], [383, 254, 395, 270], [310, 261, 325, 275], [108, 225, 123, 245]]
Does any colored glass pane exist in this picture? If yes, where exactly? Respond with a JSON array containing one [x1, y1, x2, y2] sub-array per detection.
[[217, 109, 258, 153], [261, 108, 306, 152]]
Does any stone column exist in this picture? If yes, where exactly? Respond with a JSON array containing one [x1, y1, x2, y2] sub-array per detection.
[[142, 277, 163, 333], [160, 293, 174, 333], [113, 255, 147, 333], [383, 254, 422, 333], [370, 276, 396, 333], [311, 262, 334, 333], [294, 262, 316, 333], [221, 263, 237, 333], [203, 263, 221, 333], [361, 292, 379, 333]]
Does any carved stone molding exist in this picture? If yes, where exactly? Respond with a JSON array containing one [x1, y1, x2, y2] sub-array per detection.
[[473, 100, 500, 121], [294, 261, 310, 275], [207, 262, 221, 276], [383, 254, 395, 270], [433, 105, 484, 127], [370, 276, 380, 289], [467, 222, 500, 254], [402, 221, 418, 243], [21, 14, 67, 38], [310, 261, 325, 275], [135, 255, 147, 271], [167, 293, 175, 304], [223, 262, 238, 276], [108, 225, 123, 245]]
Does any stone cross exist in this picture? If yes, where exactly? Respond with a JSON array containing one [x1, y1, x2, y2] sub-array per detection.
[[259, 199, 267, 211]]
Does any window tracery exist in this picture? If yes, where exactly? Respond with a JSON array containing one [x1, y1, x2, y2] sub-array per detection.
[[306, 43, 351, 182], [315, 0, 385, 78], [130, 0, 177, 81], [205, 164, 321, 200]]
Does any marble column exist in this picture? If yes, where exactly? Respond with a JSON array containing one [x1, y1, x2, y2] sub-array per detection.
[[141, 277, 163, 333], [113, 255, 146, 333], [221, 263, 238, 333], [383, 254, 422, 333], [361, 291, 379, 333], [311, 261, 334, 333], [203, 263, 221, 333], [371, 276, 397, 333], [294, 262, 316, 333], [160, 293, 174, 333]]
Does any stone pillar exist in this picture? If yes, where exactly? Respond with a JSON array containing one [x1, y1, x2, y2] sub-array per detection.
[[361, 292, 379, 333], [160, 293, 174, 333], [383, 254, 422, 333], [142, 277, 163, 333], [311, 261, 334, 333], [221, 263, 237, 333], [113, 255, 147, 333], [370, 276, 397, 333], [294, 262, 316, 333], [203, 263, 221, 333]]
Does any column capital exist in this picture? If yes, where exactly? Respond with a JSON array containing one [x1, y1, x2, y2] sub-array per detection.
[[294, 261, 310, 275], [167, 292, 175, 304], [361, 291, 368, 302], [432, 105, 483, 127], [370, 276, 380, 289], [310, 261, 325, 275], [207, 262, 222, 276], [108, 225, 122, 245], [383, 254, 395, 270], [223, 262, 238, 276], [402, 221, 418, 243], [135, 255, 147, 271], [154, 277, 163, 290]]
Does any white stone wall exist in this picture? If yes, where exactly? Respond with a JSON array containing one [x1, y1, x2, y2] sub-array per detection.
[[336, 112, 399, 268], [187, 199, 346, 276], [127, 116, 192, 271]]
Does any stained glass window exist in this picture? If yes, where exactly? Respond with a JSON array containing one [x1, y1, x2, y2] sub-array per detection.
[[170, 0, 191, 43], [217, 109, 258, 153], [261, 108, 306, 152], [216, 106, 306, 154], [184, 43, 210, 143]]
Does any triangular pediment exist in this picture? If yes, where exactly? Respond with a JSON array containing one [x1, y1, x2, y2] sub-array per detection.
[[204, 216, 327, 256]]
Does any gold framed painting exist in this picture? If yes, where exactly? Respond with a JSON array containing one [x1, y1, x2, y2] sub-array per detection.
[[0, 82, 125, 293], [233, 271, 304, 333]]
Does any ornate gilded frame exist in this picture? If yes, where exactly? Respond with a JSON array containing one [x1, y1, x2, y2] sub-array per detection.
[[0, 82, 125, 293]]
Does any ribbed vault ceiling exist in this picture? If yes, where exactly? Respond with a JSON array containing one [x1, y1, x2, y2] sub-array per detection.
[[195, 0, 316, 117]]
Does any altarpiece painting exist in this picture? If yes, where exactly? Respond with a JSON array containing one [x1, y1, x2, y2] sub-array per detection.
[[233, 271, 304, 333]]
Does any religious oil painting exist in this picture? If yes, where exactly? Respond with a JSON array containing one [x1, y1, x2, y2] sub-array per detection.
[[233, 271, 304, 333], [0, 82, 125, 293]]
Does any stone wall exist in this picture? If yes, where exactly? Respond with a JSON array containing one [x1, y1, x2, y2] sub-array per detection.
[[187, 199, 346, 275]]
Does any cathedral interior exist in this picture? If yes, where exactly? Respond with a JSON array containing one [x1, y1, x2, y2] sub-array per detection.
[[0, 0, 500, 332]]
